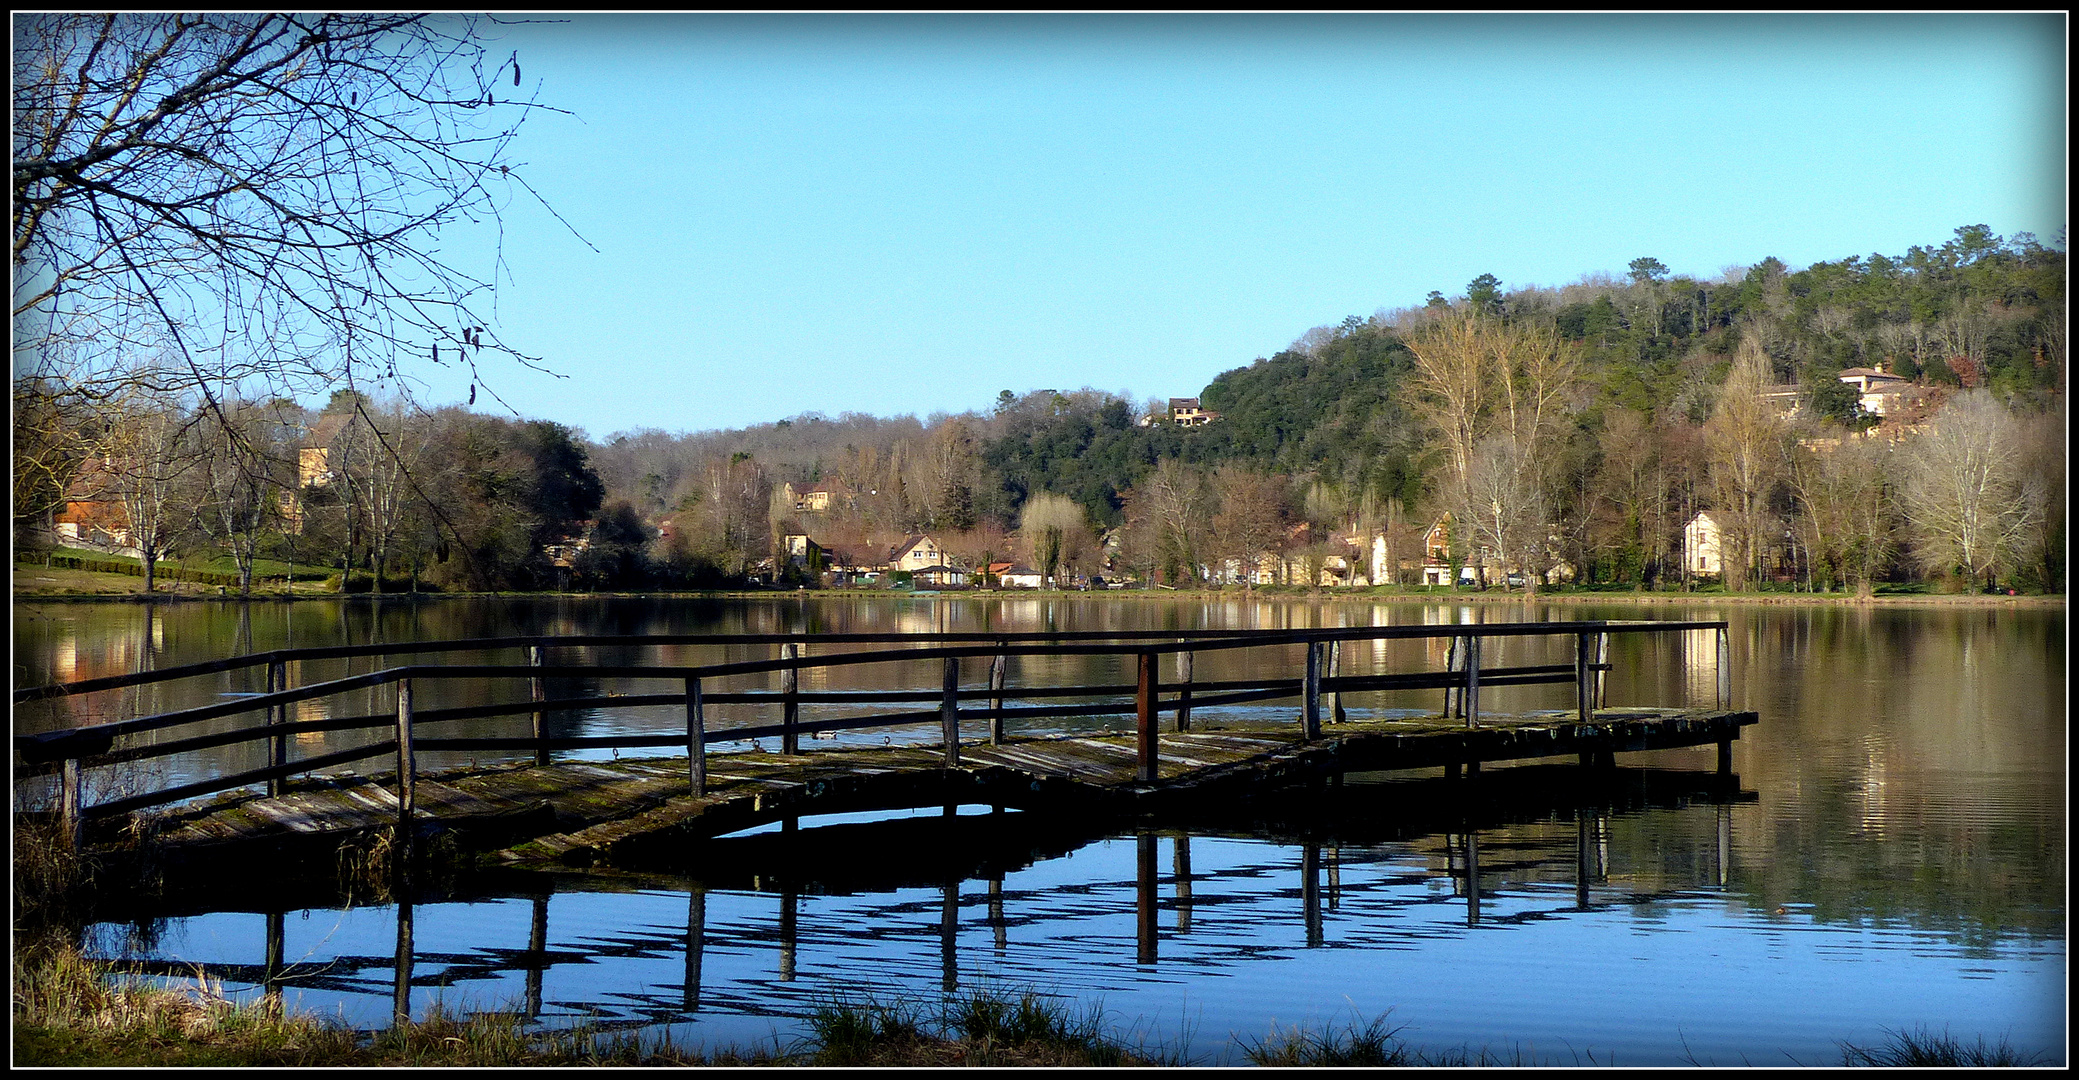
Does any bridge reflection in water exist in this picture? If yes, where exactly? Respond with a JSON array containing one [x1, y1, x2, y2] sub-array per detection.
[[97, 764, 1750, 1029]]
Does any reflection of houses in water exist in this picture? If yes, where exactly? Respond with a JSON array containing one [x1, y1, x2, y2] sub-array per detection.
[[1420, 605, 1477, 666], [294, 698, 331, 747], [1679, 627, 1721, 704], [1857, 736, 1890, 839]]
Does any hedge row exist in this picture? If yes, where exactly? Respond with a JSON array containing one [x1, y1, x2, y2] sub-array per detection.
[[42, 552, 249, 588]]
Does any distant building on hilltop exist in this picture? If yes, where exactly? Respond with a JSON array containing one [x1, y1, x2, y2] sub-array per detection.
[[1168, 397, 1220, 427]]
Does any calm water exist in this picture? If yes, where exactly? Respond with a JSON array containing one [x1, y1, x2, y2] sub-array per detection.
[[13, 595, 2066, 1064]]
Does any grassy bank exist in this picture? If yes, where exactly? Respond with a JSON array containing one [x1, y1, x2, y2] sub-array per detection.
[[12, 941, 1151, 1067], [12, 940, 2048, 1067]]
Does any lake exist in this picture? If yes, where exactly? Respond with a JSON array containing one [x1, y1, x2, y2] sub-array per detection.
[[12, 594, 2065, 1065]]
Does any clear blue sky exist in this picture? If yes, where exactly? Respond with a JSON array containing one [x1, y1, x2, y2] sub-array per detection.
[[412, 13, 2066, 439]]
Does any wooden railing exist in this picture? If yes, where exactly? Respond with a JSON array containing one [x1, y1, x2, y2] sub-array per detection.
[[13, 621, 1734, 850]]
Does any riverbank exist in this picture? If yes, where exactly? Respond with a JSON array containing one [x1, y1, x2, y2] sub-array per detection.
[[11, 939, 1145, 1067], [12, 563, 2062, 609], [12, 940, 2042, 1067]]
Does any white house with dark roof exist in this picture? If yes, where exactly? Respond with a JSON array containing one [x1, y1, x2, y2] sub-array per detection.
[[1836, 365, 1915, 417]]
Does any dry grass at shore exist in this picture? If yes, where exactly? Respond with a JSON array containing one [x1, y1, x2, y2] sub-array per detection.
[[11, 940, 1151, 1067]]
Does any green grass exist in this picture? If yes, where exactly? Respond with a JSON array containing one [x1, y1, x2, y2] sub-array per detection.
[[14, 944, 2053, 1069], [1239, 1012, 1583, 1067], [1840, 1027, 2047, 1067]]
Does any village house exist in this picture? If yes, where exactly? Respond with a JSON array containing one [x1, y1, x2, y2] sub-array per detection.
[[1835, 364, 1923, 418], [781, 481, 837, 514], [1684, 511, 1730, 578], [49, 455, 134, 553], [909, 565, 972, 588], [1168, 397, 1221, 427], [1759, 384, 1806, 421], [998, 564, 1045, 589], [887, 534, 949, 572], [781, 533, 828, 570], [542, 520, 596, 570]]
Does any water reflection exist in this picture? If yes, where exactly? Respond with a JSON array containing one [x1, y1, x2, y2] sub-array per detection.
[[82, 764, 2061, 1065], [25, 596, 2064, 1063]]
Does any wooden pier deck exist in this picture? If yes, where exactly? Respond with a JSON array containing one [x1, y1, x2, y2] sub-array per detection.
[[127, 707, 1755, 875]]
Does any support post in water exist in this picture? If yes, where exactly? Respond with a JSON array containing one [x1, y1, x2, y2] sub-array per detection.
[[781, 641, 801, 755], [528, 645, 547, 767], [267, 658, 287, 798], [1303, 640, 1323, 740], [1176, 645, 1194, 732], [1715, 626, 1731, 709], [1136, 649, 1158, 782], [1717, 737, 1733, 777], [1136, 831, 1159, 964], [941, 655, 961, 767], [989, 644, 1008, 745], [393, 894, 414, 1025], [1576, 632, 1595, 724], [686, 677, 707, 797]]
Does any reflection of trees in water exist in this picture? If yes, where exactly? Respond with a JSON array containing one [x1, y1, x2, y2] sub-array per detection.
[[30, 597, 2062, 949], [1711, 604, 2065, 948]]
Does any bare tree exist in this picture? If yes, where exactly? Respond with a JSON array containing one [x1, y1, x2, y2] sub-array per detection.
[[1402, 309, 1489, 493], [99, 385, 203, 592], [1897, 391, 2040, 590], [1703, 334, 1790, 589], [1403, 309, 1581, 594], [195, 395, 294, 593], [1018, 492, 1087, 586], [923, 418, 979, 532], [1119, 458, 1211, 586], [1932, 308, 1993, 387], [1210, 466, 1288, 590], [1784, 429, 1894, 595], [14, 14, 579, 562], [356, 396, 434, 592]]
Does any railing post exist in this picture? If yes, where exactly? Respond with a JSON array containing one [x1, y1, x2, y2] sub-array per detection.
[[781, 642, 801, 755], [1715, 626, 1731, 709], [686, 677, 707, 797], [1576, 632, 1595, 724], [267, 659, 287, 798], [1136, 649, 1158, 782], [1175, 644, 1194, 732], [1596, 632, 1612, 708], [1464, 634, 1481, 728], [941, 655, 961, 767], [528, 645, 547, 767], [1445, 634, 1463, 718], [395, 677, 415, 838], [989, 643, 1008, 745], [59, 757, 82, 855], [1327, 639, 1346, 725], [1303, 641, 1323, 741]]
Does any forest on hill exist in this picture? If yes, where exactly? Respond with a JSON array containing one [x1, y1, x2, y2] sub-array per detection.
[[578, 224, 2064, 593], [22, 225, 2064, 595]]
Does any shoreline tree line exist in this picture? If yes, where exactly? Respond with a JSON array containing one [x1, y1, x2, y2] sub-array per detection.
[[18, 225, 2064, 597]]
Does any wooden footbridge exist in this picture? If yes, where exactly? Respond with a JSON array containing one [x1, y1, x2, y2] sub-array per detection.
[[14, 621, 1755, 883]]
